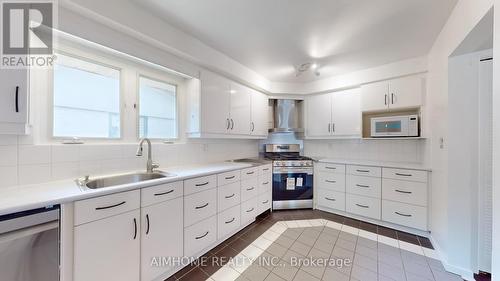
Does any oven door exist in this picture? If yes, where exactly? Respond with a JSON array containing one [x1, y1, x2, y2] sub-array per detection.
[[371, 116, 409, 137], [273, 167, 313, 201]]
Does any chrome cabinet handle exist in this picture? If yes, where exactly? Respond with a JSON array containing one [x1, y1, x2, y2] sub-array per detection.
[[195, 231, 209, 240], [385, 94, 387, 105], [246, 187, 255, 191], [262, 200, 269, 204], [246, 171, 255, 175], [263, 168, 270, 171], [395, 189, 412, 194], [95, 201, 126, 210], [356, 184, 370, 188], [226, 118, 230, 129], [195, 203, 209, 209], [356, 169, 370, 173], [251, 122, 255, 132], [195, 181, 209, 187], [356, 204, 369, 208], [146, 214, 150, 235], [395, 212, 412, 217], [225, 193, 235, 199], [225, 218, 235, 224], [246, 208, 254, 213], [15, 86, 19, 113], [391, 93, 395, 104], [230, 119, 234, 130], [328, 123, 331, 133], [325, 180, 336, 183], [325, 166, 336, 170], [332, 123, 335, 133], [154, 189, 174, 196], [395, 173, 412, 177], [325, 197, 336, 201], [262, 182, 269, 185], [133, 218, 137, 240], [225, 175, 236, 180]]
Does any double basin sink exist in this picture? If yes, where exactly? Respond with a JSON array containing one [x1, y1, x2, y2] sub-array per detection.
[[79, 171, 176, 189]]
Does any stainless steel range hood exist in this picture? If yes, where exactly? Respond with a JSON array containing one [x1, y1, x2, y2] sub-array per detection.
[[269, 99, 304, 133]]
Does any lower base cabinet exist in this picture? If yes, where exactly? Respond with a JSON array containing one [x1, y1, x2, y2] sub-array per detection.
[[317, 189, 346, 211], [74, 210, 141, 281], [382, 200, 427, 230], [241, 197, 259, 224], [218, 205, 241, 239], [141, 198, 183, 281], [184, 216, 217, 257]]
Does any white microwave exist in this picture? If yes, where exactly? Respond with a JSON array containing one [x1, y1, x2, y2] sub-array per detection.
[[370, 115, 419, 137]]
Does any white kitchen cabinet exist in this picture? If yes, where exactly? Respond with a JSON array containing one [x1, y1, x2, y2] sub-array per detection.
[[306, 92, 332, 137], [250, 89, 269, 137], [187, 70, 268, 139], [0, 69, 30, 134], [74, 209, 140, 281], [331, 88, 361, 136], [141, 198, 183, 281], [199, 70, 231, 135], [306, 88, 361, 138], [361, 75, 424, 112], [229, 82, 252, 135]]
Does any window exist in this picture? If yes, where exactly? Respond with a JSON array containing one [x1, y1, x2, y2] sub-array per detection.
[[138, 76, 177, 139], [53, 53, 121, 138]]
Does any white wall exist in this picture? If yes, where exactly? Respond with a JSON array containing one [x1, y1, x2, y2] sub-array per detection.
[[304, 139, 427, 164], [492, 0, 500, 279], [425, 0, 493, 279]]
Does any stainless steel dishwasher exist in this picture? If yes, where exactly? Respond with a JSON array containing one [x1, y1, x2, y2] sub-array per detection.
[[0, 205, 60, 281]]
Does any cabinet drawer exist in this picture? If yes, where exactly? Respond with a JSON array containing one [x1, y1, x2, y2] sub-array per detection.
[[184, 189, 217, 227], [184, 175, 217, 195], [241, 167, 260, 179], [383, 168, 428, 183], [259, 173, 272, 194], [241, 197, 258, 224], [382, 200, 427, 230], [259, 164, 272, 174], [316, 172, 346, 192], [184, 215, 217, 257], [317, 189, 345, 212], [258, 191, 272, 214], [346, 175, 381, 198], [347, 165, 381, 177], [218, 205, 241, 239], [382, 179, 427, 206], [141, 181, 183, 207], [346, 194, 381, 220], [218, 182, 241, 212], [315, 162, 346, 174], [74, 190, 140, 226], [217, 170, 241, 186], [241, 178, 259, 202]]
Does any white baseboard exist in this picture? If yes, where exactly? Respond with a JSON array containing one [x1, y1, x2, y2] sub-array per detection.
[[429, 235, 475, 281]]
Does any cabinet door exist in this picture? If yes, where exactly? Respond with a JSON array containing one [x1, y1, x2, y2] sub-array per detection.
[[141, 198, 183, 281], [306, 93, 332, 137], [331, 88, 361, 136], [74, 210, 140, 281], [389, 75, 423, 109], [200, 70, 231, 134], [229, 82, 252, 135], [360, 81, 389, 112], [0, 69, 28, 123], [250, 89, 269, 137]]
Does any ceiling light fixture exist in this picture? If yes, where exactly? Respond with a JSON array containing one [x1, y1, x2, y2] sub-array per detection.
[[295, 62, 321, 77]]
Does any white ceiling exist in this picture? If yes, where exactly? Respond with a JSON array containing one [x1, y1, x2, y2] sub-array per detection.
[[134, 0, 457, 83]]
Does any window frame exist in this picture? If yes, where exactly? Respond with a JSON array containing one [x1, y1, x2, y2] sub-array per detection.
[[49, 49, 124, 141], [136, 72, 180, 142]]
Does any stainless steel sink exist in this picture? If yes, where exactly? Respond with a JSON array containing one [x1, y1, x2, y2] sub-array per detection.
[[79, 172, 176, 189]]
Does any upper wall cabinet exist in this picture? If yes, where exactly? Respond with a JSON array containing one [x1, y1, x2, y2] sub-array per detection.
[[361, 74, 424, 112], [306, 88, 361, 138], [0, 69, 30, 134], [187, 70, 268, 139]]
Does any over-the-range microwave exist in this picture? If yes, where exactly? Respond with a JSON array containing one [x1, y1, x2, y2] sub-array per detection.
[[370, 115, 419, 137]]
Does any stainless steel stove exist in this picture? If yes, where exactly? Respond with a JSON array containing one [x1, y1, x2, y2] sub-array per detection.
[[264, 144, 313, 210]]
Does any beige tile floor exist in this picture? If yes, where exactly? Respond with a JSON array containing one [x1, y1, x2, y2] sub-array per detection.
[[207, 219, 463, 281]]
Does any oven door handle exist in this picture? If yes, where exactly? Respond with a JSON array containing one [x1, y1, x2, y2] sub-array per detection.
[[273, 168, 313, 174]]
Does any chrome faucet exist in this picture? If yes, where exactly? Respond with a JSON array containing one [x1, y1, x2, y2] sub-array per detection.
[[136, 138, 159, 173]]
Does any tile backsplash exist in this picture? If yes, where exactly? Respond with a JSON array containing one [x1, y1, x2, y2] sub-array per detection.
[[304, 139, 428, 164], [0, 135, 259, 188]]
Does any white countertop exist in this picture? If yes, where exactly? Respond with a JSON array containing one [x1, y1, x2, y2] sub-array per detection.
[[0, 162, 258, 216], [313, 157, 431, 171]]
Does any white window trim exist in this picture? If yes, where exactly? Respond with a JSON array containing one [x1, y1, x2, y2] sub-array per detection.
[[136, 73, 180, 142]]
